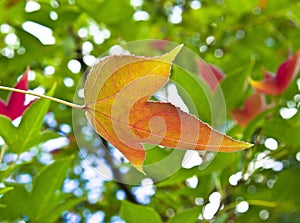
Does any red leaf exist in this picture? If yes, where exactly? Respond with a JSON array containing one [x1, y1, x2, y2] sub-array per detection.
[[0, 67, 34, 120], [250, 50, 300, 95], [196, 58, 225, 91], [230, 92, 266, 127]]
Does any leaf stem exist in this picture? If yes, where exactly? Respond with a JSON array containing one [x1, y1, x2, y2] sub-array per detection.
[[218, 199, 277, 216], [0, 86, 85, 110]]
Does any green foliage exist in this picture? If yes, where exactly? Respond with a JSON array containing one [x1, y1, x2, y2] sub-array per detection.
[[166, 207, 201, 223], [120, 200, 163, 223], [171, 66, 212, 122], [1, 0, 300, 222], [262, 111, 300, 147], [0, 156, 83, 222], [0, 85, 59, 153]]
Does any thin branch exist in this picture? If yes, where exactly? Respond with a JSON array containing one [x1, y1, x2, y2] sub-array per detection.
[[101, 137, 139, 204], [0, 86, 85, 110]]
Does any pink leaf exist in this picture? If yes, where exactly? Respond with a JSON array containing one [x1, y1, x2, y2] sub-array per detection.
[[0, 67, 35, 120], [230, 92, 266, 127], [196, 58, 225, 91]]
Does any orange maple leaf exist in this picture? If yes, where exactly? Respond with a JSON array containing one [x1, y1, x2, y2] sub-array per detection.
[[84, 45, 252, 173]]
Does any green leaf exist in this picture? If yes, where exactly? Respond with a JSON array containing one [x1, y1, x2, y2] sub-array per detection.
[[171, 66, 212, 123], [42, 196, 85, 223], [23, 4, 53, 28], [30, 156, 75, 220], [262, 110, 300, 147], [0, 85, 57, 154], [0, 116, 17, 149], [120, 200, 163, 223], [0, 156, 76, 223], [28, 130, 61, 150], [220, 64, 250, 110], [276, 213, 300, 223], [7, 27, 54, 73], [144, 145, 186, 182], [18, 86, 56, 152], [0, 0, 24, 24], [166, 207, 201, 223], [272, 165, 300, 202], [242, 108, 273, 141], [0, 184, 31, 221], [77, 0, 133, 25]]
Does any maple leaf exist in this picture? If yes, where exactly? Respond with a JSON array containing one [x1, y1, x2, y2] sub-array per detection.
[[0, 67, 35, 120], [250, 50, 300, 95], [196, 58, 225, 91], [230, 92, 266, 127], [84, 45, 252, 173]]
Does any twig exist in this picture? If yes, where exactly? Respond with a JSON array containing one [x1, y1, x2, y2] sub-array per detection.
[[0, 86, 85, 109], [101, 137, 139, 204]]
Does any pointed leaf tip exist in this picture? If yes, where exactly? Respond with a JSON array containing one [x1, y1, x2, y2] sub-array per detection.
[[158, 44, 183, 63], [0, 67, 34, 120], [242, 142, 254, 149], [217, 136, 253, 152], [173, 44, 184, 54], [134, 165, 146, 175]]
